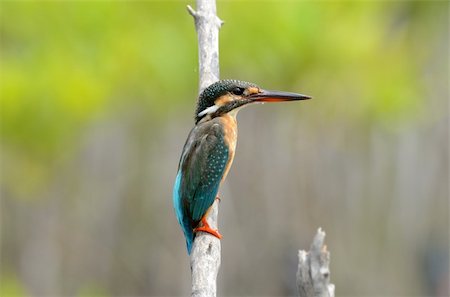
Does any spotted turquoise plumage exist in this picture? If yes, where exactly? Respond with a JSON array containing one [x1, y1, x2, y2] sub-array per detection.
[[173, 118, 229, 254]]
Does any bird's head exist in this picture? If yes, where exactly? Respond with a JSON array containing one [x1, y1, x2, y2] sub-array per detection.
[[195, 79, 311, 123]]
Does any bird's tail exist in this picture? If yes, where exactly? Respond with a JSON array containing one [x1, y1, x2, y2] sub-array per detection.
[[173, 171, 194, 254], [183, 220, 194, 254]]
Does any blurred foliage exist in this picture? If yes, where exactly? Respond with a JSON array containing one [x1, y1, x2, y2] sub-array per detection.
[[220, 1, 445, 124], [0, 1, 448, 296], [0, 275, 27, 297], [1, 2, 196, 157], [1, 2, 446, 158], [1, 0, 446, 198], [1, 2, 198, 199]]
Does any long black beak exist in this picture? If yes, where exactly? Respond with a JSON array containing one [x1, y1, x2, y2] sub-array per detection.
[[250, 89, 312, 102]]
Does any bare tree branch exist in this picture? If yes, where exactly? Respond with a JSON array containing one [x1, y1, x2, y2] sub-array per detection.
[[187, 1, 223, 93], [187, 1, 223, 297], [297, 228, 335, 297]]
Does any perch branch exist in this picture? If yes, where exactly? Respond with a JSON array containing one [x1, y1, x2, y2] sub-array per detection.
[[187, 1, 223, 92], [297, 228, 335, 297], [187, 1, 223, 297]]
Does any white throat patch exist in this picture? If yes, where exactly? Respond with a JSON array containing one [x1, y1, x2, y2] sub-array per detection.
[[198, 105, 220, 117]]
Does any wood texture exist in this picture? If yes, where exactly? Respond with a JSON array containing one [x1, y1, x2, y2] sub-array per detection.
[[297, 228, 335, 297]]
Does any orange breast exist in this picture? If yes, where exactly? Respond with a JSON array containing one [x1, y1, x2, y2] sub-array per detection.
[[219, 114, 238, 183]]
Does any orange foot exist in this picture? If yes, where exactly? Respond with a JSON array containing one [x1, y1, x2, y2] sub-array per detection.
[[194, 217, 223, 239]]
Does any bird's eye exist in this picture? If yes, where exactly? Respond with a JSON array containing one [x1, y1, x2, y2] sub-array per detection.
[[231, 87, 245, 96]]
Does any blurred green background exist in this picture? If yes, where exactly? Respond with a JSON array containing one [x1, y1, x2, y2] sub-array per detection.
[[1, 1, 448, 296]]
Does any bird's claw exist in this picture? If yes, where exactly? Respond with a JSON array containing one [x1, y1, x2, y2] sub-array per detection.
[[194, 217, 223, 239], [194, 226, 223, 239]]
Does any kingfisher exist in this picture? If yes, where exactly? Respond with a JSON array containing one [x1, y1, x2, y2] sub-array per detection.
[[173, 79, 311, 254]]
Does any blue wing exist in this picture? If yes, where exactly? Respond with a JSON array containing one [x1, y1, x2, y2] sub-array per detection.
[[173, 120, 229, 253]]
